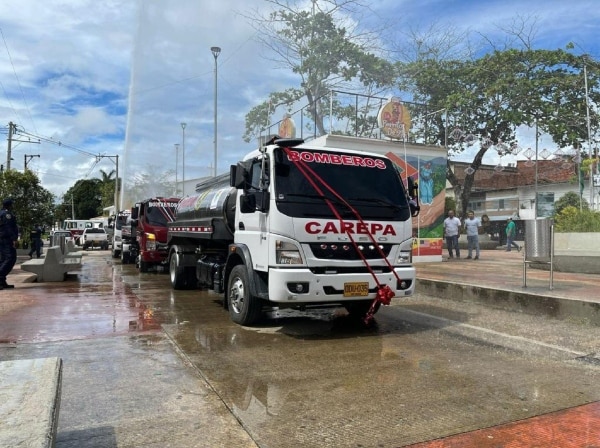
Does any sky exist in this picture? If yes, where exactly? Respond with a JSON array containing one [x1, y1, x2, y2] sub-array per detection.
[[1, 0, 599, 206]]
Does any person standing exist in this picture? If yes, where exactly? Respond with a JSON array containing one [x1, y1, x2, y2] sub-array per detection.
[[28, 223, 43, 259], [505, 217, 521, 252], [464, 210, 482, 260], [0, 198, 19, 290], [443, 209, 461, 259]]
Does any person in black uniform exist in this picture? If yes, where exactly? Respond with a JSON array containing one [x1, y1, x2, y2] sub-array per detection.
[[28, 223, 43, 259], [0, 198, 19, 289]]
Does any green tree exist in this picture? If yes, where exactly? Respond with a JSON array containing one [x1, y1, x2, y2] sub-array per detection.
[[554, 206, 600, 232], [123, 164, 175, 207], [554, 191, 589, 215], [61, 179, 103, 220], [0, 169, 55, 244], [242, 0, 394, 142], [98, 169, 116, 209], [399, 48, 600, 217]]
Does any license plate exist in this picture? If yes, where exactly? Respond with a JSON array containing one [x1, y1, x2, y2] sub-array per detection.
[[343, 282, 369, 297]]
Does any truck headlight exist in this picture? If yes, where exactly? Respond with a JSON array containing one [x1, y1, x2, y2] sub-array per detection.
[[145, 233, 156, 251], [397, 250, 412, 264], [276, 240, 303, 265]]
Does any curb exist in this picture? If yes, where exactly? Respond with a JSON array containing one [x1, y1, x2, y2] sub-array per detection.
[[416, 278, 600, 326]]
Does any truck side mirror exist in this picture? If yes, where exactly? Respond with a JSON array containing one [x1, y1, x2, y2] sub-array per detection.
[[230, 162, 250, 189], [255, 190, 270, 213], [239, 193, 256, 213], [229, 165, 238, 187], [409, 201, 420, 217], [239, 191, 269, 214]]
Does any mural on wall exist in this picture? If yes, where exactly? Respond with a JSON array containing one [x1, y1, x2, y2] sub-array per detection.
[[375, 96, 447, 260], [385, 151, 446, 259]]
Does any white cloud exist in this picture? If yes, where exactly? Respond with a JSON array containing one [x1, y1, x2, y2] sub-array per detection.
[[1, 0, 599, 203]]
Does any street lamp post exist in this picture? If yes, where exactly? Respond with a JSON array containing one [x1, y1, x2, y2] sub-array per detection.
[[583, 56, 595, 210], [211, 46, 221, 177], [181, 122, 187, 196], [174, 143, 180, 195]]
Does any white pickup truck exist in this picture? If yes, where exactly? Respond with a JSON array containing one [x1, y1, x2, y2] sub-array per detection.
[[81, 227, 109, 250]]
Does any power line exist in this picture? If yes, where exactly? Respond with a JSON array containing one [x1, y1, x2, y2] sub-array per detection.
[[15, 127, 98, 157], [0, 28, 37, 133]]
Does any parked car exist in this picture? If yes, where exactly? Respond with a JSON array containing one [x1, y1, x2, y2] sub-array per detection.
[[81, 227, 109, 250]]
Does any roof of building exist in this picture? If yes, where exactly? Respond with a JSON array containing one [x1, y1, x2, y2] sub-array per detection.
[[450, 159, 577, 191]]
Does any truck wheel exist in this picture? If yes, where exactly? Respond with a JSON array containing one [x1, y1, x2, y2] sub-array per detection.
[[344, 300, 381, 318], [112, 248, 120, 258], [227, 265, 262, 326], [139, 260, 150, 273], [121, 251, 129, 264], [170, 253, 194, 290]]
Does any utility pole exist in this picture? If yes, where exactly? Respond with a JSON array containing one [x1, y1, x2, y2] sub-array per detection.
[[24, 154, 40, 170], [6, 122, 40, 170], [6, 122, 15, 170]]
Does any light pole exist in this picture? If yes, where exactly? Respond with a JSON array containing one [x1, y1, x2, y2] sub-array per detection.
[[181, 122, 187, 196], [583, 55, 595, 210], [174, 143, 180, 195], [211, 46, 221, 177]]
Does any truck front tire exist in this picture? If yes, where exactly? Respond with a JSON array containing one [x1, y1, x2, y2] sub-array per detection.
[[227, 265, 262, 326]]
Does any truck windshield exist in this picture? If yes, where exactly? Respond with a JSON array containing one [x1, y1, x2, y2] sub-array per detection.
[[274, 148, 410, 221], [145, 203, 177, 226], [115, 216, 129, 230]]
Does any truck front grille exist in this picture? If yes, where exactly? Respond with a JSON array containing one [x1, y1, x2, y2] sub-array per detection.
[[309, 243, 392, 260]]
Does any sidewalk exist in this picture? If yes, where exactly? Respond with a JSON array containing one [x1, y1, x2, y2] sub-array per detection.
[[415, 248, 600, 325], [1, 252, 258, 448]]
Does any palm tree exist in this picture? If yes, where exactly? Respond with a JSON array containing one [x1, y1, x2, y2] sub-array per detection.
[[98, 169, 116, 209]]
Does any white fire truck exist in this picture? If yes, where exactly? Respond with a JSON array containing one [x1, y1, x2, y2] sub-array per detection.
[[166, 137, 418, 326]]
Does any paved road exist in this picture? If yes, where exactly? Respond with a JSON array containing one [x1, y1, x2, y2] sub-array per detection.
[[1, 251, 599, 447]]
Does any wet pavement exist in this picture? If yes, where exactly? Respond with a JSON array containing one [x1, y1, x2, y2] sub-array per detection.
[[0, 249, 599, 447]]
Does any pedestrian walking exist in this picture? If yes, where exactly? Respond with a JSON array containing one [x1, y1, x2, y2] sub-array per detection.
[[464, 210, 482, 259], [443, 209, 461, 259], [28, 223, 43, 259], [505, 217, 521, 252], [0, 198, 18, 290]]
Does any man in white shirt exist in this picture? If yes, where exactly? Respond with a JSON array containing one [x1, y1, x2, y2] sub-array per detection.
[[443, 210, 461, 259], [464, 210, 482, 260]]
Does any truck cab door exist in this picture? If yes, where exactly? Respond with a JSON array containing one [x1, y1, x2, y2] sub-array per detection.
[[236, 158, 269, 270]]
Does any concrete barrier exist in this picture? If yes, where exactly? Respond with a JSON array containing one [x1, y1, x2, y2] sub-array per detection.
[[536, 232, 600, 274], [21, 246, 83, 282], [0, 357, 63, 448]]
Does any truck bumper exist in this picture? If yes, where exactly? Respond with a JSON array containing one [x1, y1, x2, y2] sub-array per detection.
[[140, 250, 168, 264], [266, 267, 415, 304]]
